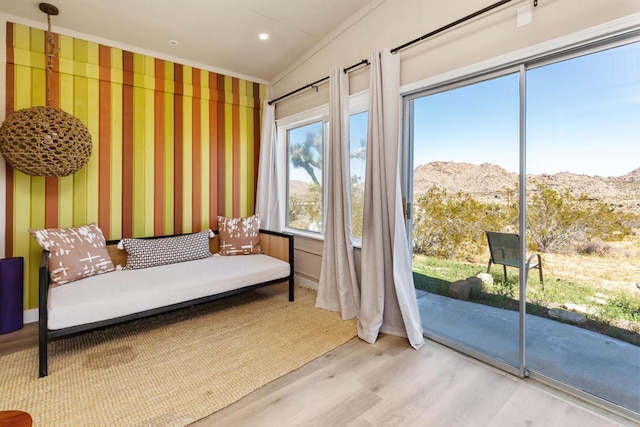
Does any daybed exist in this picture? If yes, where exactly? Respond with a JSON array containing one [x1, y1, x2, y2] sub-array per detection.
[[36, 227, 294, 377]]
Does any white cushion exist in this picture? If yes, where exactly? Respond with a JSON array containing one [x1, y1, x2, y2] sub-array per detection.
[[48, 254, 290, 330]]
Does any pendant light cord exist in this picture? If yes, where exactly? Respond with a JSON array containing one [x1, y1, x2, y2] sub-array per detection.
[[45, 13, 58, 106]]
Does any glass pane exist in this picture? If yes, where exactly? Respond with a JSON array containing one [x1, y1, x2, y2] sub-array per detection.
[[287, 121, 323, 232], [412, 73, 521, 368], [350, 111, 367, 239], [526, 41, 640, 413]]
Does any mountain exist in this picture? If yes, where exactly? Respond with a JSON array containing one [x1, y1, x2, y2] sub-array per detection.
[[413, 162, 640, 210], [413, 161, 516, 196], [617, 168, 640, 182]]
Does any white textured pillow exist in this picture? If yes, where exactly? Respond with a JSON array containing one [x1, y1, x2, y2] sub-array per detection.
[[121, 230, 212, 270]]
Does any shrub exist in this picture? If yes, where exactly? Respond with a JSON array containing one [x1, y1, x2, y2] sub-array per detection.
[[526, 182, 633, 252], [412, 186, 512, 259], [412, 177, 640, 261], [578, 241, 615, 257]]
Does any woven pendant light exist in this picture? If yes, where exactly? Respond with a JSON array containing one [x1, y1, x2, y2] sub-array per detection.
[[0, 3, 92, 177]]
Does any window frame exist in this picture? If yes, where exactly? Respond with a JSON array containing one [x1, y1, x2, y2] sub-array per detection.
[[399, 17, 640, 418], [277, 91, 370, 241], [279, 105, 329, 238]]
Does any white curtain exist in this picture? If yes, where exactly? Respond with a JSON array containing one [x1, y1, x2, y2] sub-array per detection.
[[358, 50, 424, 349], [255, 100, 284, 231], [315, 67, 361, 319]]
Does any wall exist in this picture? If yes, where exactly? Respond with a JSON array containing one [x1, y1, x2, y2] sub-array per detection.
[[272, 0, 640, 117], [270, 0, 640, 284], [3, 22, 265, 310]]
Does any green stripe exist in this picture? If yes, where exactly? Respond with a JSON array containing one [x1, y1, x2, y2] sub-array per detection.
[[164, 92, 175, 234]]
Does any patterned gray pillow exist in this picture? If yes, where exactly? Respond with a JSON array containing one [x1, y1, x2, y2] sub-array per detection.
[[29, 223, 115, 286], [121, 230, 212, 270]]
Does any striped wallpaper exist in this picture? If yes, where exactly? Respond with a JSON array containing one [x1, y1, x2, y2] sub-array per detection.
[[4, 23, 266, 309]]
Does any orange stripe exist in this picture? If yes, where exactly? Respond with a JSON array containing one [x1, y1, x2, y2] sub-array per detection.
[[99, 44, 110, 82], [44, 178, 59, 228], [232, 77, 241, 216], [216, 119, 225, 220], [253, 83, 260, 109], [154, 58, 164, 90], [154, 59, 165, 235], [98, 46, 111, 237], [53, 32, 60, 71], [5, 62, 14, 118], [209, 72, 219, 101], [122, 51, 134, 237], [123, 50, 134, 86], [44, 33, 60, 229], [192, 68, 201, 230], [232, 77, 240, 105], [217, 73, 225, 98], [173, 63, 183, 234], [49, 34, 60, 109], [216, 75, 226, 222], [6, 22, 13, 64], [209, 77, 219, 225]]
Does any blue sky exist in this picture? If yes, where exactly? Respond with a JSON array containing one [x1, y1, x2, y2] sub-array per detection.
[[289, 40, 639, 184], [412, 40, 640, 177]]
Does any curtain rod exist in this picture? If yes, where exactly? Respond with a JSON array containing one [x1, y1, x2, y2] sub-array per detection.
[[268, 0, 525, 105], [391, 0, 516, 54], [267, 59, 369, 105]]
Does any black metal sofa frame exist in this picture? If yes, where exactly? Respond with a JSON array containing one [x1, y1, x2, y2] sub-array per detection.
[[38, 229, 294, 377]]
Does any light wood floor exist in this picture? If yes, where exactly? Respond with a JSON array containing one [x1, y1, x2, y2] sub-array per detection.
[[2, 323, 633, 426]]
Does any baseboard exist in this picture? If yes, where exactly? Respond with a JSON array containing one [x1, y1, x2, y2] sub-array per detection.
[[23, 308, 38, 324], [295, 274, 318, 291]]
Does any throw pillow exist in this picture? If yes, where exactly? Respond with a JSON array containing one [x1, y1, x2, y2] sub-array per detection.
[[217, 214, 263, 255], [121, 230, 212, 270], [29, 223, 115, 286]]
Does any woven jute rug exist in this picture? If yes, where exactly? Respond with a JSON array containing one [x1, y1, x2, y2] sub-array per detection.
[[0, 284, 356, 426]]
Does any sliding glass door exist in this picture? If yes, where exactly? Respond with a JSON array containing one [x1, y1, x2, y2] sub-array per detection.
[[407, 36, 640, 415], [525, 40, 640, 414], [409, 71, 524, 374]]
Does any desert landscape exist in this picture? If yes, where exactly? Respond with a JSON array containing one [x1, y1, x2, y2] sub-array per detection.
[[412, 161, 640, 291], [413, 161, 640, 212]]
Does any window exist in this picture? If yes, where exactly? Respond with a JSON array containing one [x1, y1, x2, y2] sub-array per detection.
[[287, 121, 325, 232], [349, 111, 368, 239], [281, 93, 368, 237], [405, 34, 640, 413]]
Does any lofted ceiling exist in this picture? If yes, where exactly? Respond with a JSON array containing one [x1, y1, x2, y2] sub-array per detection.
[[1, 0, 375, 83]]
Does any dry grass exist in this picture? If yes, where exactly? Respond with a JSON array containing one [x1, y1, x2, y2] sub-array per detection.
[[428, 234, 640, 344], [468, 235, 640, 294], [541, 237, 640, 294]]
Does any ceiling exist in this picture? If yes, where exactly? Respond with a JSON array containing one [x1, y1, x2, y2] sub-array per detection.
[[1, 0, 375, 83]]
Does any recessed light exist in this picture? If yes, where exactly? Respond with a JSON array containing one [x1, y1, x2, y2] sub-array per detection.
[[169, 40, 179, 46], [258, 33, 269, 41]]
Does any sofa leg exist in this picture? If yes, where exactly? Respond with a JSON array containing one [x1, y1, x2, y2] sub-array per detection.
[[39, 324, 48, 377], [39, 340, 48, 378], [288, 277, 294, 302]]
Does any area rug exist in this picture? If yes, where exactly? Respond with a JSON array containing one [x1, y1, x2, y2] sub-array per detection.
[[0, 284, 356, 426]]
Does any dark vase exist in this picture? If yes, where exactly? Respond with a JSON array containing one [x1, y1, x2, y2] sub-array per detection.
[[0, 257, 24, 334]]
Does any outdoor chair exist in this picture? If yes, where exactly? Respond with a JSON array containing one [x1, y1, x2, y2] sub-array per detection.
[[485, 231, 544, 290]]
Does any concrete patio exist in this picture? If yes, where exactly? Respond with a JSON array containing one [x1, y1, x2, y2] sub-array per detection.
[[416, 291, 640, 414]]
